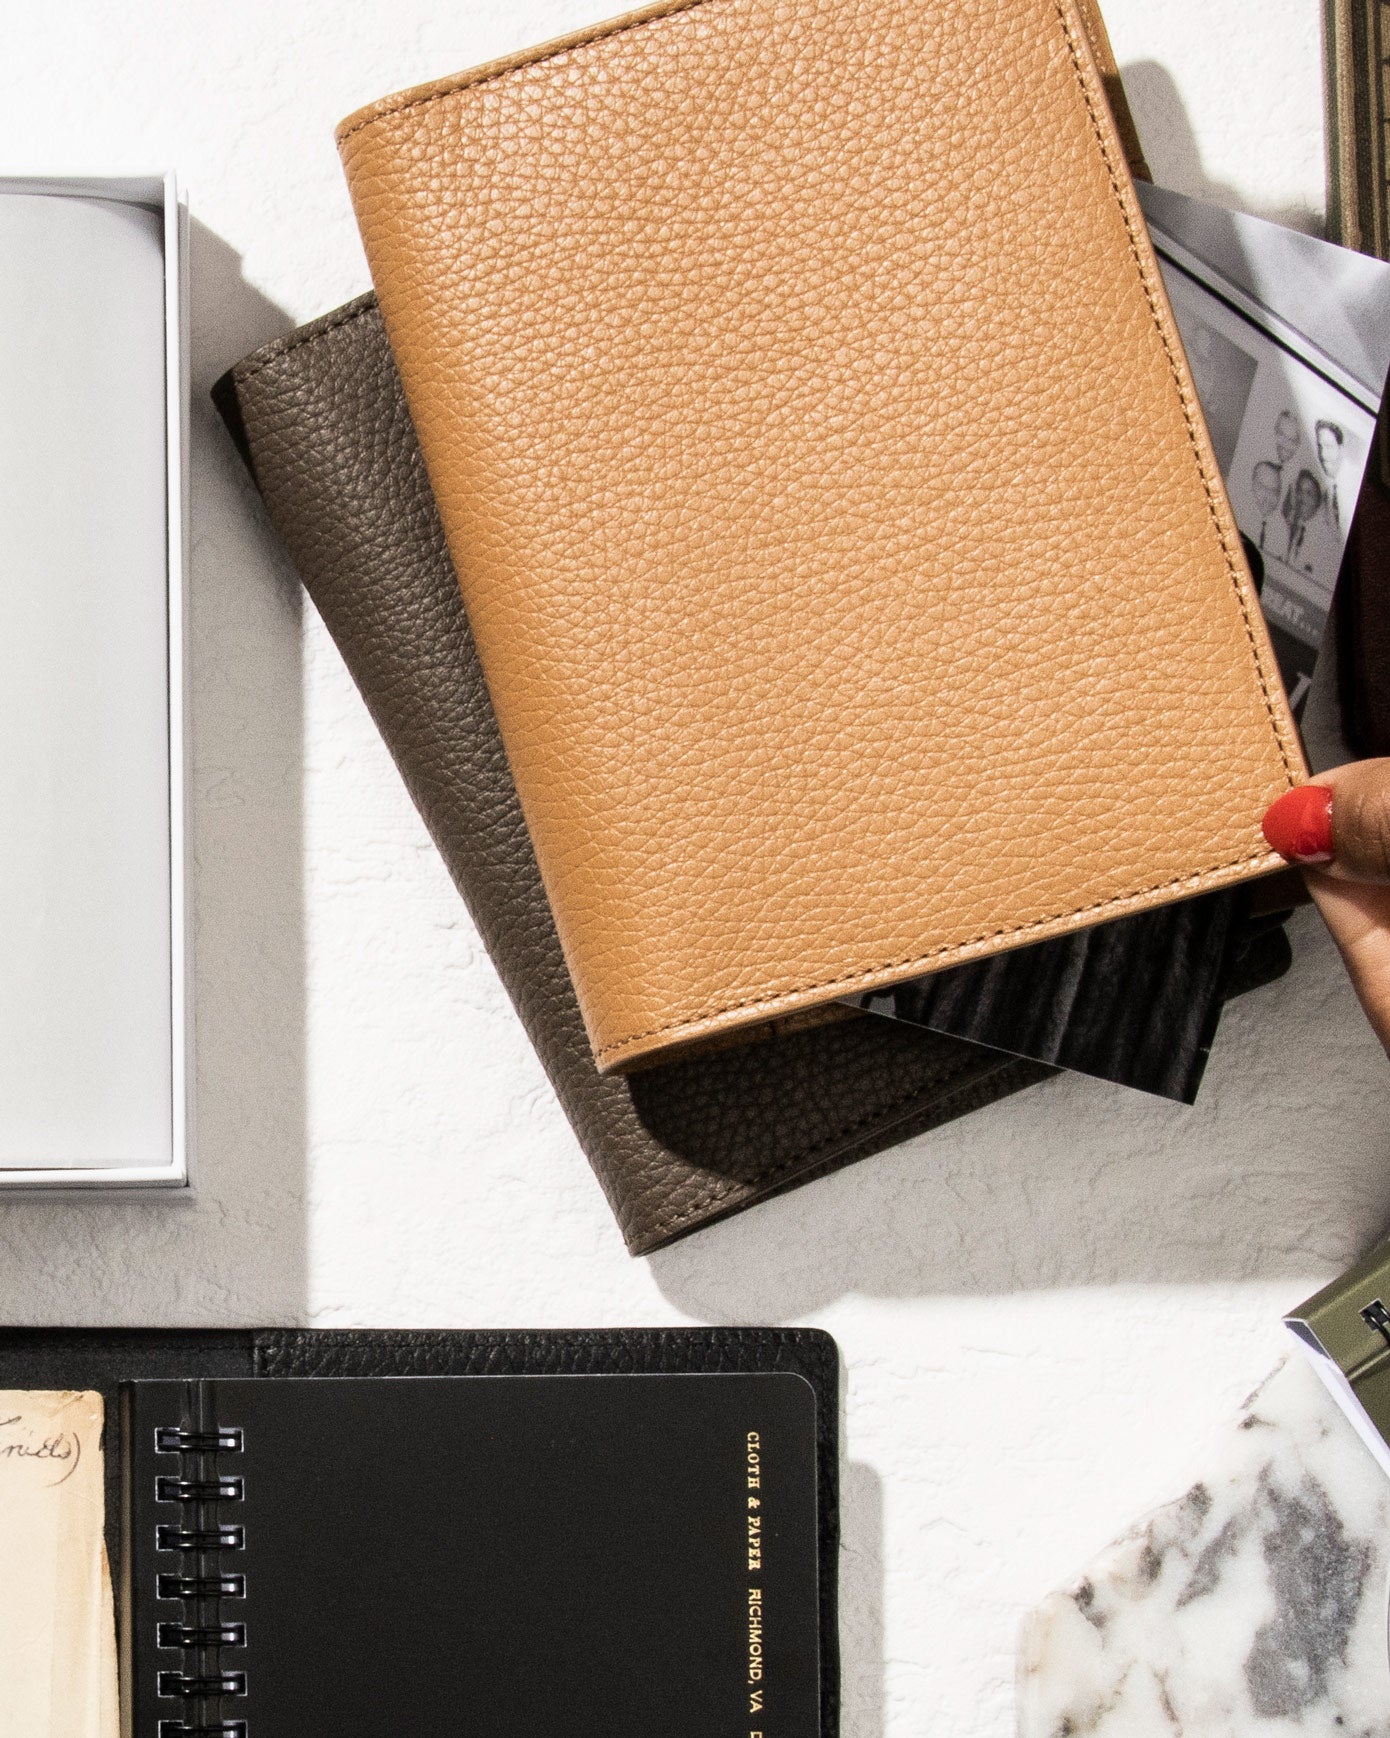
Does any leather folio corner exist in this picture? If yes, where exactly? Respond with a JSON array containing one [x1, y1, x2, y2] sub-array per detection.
[[337, 0, 1304, 1072]]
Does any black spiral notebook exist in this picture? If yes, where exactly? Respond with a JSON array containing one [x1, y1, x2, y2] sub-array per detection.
[[0, 1326, 836, 1738]]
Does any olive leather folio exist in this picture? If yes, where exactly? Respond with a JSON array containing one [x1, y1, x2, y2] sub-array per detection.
[[215, 300, 1049, 1255], [337, 0, 1305, 1074]]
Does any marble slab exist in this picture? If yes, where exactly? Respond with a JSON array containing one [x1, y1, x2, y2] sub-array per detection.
[[1019, 1356, 1390, 1736]]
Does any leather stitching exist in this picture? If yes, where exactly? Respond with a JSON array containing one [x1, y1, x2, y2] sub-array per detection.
[[633, 1053, 1043, 1242], [339, 0, 1302, 1068], [1052, 0, 1300, 788], [594, 851, 1274, 1066], [233, 295, 379, 385], [337, 0, 711, 144]]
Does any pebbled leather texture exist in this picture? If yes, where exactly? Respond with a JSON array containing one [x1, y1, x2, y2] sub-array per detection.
[[338, 0, 1305, 1070], [0, 1322, 841, 1736], [216, 299, 1049, 1255], [1071, 0, 1150, 180]]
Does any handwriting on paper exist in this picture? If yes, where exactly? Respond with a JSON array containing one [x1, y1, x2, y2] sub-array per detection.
[[0, 1409, 83, 1483]]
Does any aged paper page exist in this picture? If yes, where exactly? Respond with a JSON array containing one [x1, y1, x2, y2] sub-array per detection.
[[0, 1391, 116, 1737]]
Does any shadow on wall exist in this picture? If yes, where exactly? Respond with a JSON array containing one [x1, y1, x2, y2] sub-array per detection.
[[840, 1459, 886, 1738], [1120, 58, 1322, 234], [0, 219, 308, 1325], [648, 910, 1390, 1317]]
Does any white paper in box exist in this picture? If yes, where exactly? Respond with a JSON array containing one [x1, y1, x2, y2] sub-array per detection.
[[0, 175, 190, 1187]]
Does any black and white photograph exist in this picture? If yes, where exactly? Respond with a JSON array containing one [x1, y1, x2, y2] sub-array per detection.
[[1132, 192, 1383, 726], [1149, 234, 1376, 715]]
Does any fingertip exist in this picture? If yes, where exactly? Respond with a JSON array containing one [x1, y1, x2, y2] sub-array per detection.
[[1262, 783, 1334, 864]]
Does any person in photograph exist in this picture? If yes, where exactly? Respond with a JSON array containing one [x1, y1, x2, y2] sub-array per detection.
[[1274, 408, 1300, 468], [1272, 410, 1303, 531], [1281, 466, 1324, 569], [1315, 418, 1347, 529], [1251, 459, 1282, 551]]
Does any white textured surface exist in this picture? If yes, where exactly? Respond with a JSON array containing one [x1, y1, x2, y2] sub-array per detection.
[[0, 5, 1386, 1735]]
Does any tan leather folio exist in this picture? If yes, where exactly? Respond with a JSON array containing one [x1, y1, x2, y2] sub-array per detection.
[[338, 0, 1304, 1073]]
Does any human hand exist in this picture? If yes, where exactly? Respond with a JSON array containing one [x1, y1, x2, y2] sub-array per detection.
[[1263, 759, 1390, 1053]]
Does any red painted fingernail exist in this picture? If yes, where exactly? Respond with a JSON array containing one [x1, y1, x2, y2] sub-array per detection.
[[1262, 784, 1334, 863]]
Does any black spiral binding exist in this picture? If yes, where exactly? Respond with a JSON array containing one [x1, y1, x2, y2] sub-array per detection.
[[153, 1398, 247, 1738]]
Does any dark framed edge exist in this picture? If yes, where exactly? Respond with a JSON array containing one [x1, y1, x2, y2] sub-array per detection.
[[1325, 0, 1390, 257]]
